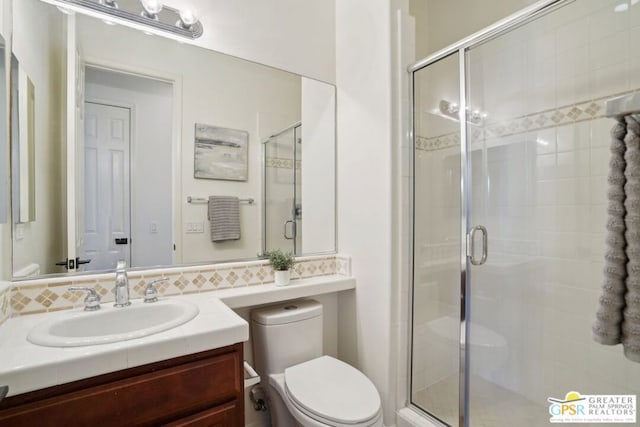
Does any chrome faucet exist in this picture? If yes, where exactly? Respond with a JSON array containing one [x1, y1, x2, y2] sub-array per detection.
[[144, 278, 169, 303], [114, 260, 131, 307], [68, 286, 101, 311]]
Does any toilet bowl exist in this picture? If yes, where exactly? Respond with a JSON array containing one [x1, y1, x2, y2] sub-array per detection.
[[427, 315, 508, 376], [251, 300, 383, 427]]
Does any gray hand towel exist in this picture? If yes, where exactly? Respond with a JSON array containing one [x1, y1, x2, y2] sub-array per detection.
[[593, 114, 640, 363], [622, 114, 640, 362], [593, 117, 628, 345], [208, 196, 241, 242]]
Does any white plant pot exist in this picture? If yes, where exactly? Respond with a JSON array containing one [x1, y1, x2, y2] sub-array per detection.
[[274, 270, 290, 286]]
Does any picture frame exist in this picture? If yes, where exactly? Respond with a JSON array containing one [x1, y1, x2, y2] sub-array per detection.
[[194, 123, 249, 181]]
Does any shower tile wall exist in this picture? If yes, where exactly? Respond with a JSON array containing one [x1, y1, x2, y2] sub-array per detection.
[[413, 0, 640, 420]]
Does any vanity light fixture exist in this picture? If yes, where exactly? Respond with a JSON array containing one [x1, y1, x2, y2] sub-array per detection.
[[178, 8, 198, 30], [140, 0, 162, 20], [42, 0, 203, 40]]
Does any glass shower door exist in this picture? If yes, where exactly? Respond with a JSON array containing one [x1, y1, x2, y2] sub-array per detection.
[[411, 52, 463, 426], [464, 0, 640, 425]]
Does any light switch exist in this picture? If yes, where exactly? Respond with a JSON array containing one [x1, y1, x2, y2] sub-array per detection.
[[15, 223, 24, 241], [185, 222, 204, 234], [150, 222, 158, 234]]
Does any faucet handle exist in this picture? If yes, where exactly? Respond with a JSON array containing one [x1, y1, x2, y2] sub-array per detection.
[[69, 286, 101, 311], [144, 278, 169, 303]]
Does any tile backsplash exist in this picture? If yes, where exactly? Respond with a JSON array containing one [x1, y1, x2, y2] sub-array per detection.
[[2, 254, 351, 318], [0, 287, 10, 327]]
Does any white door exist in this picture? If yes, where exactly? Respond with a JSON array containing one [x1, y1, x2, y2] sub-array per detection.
[[82, 102, 131, 270]]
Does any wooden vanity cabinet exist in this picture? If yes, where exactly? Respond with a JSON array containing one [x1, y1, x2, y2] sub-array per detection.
[[0, 343, 244, 427]]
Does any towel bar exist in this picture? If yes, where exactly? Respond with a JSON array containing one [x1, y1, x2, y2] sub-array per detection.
[[187, 196, 254, 205]]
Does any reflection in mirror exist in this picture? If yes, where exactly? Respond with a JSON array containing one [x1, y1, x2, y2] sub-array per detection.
[[10, 0, 336, 279], [264, 122, 303, 255], [11, 53, 36, 224], [0, 33, 7, 226]]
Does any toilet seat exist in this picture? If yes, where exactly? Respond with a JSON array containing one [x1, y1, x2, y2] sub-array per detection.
[[280, 356, 382, 426]]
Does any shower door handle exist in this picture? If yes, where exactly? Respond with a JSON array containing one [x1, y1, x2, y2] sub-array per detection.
[[468, 225, 488, 266], [284, 220, 296, 240]]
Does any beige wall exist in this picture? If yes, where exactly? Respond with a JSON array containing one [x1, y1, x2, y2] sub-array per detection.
[[11, 0, 65, 277], [410, 0, 538, 60]]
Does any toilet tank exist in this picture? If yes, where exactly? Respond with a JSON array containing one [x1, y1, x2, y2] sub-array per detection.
[[251, 300, 323, 378]]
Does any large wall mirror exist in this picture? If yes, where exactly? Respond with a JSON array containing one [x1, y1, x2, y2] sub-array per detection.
[[10, 0, 336, 279]]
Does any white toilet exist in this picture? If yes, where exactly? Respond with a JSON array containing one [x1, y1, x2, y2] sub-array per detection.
[[251, 300, 383, 427]]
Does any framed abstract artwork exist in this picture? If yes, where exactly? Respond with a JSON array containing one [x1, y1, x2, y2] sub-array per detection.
[[194, 123, 249, 181]]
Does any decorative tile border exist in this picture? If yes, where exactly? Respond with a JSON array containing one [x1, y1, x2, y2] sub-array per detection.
[[0, 287, 10, 327], [265, 157, 302, 170], [415, 133, 459, 152], [416, 87, 640, 151], [336, 255, 351, 276], [5, 254, 351, 317]]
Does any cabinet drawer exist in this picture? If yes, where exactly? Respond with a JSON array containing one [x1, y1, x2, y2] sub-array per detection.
[[0, 348, 242, 427], [163, 401, 239, 427]]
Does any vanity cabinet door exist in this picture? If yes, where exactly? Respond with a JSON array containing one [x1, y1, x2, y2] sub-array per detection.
[[0, 344, 244, 427]]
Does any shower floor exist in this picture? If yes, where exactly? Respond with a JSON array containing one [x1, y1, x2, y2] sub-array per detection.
[[413, 375, 550, 427]]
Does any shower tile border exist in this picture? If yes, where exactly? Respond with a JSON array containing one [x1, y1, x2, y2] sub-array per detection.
[[265, 157, 302, 170], [415, 87, 640, 152], [3, 254, 351, 317]]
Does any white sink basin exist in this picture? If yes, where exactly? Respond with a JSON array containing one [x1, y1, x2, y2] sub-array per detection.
[[27, 300, 200, 347]]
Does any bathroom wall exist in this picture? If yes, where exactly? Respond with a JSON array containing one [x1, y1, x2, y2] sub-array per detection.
[[77, 18, 301, 264], [336, 0, 396, 424], [11, 0, 66, 277], [410, 0, 640, 415], [84, 68, 174, 268], [162, 0, 336, 84]]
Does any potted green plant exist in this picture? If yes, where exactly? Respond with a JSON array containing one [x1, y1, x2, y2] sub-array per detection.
[[262, 249, 295, 286]]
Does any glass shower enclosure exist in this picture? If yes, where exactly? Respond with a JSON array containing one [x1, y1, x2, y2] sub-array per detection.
[[263, 122, 303, 255], [410, 0, 640, 425]]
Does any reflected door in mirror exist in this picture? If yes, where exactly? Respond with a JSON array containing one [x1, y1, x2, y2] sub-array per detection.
[[82, 102, 131, 271]]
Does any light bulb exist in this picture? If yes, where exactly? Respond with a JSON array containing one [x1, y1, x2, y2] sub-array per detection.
[[178, 8, 198, 28], [140, 0, 163, 17]]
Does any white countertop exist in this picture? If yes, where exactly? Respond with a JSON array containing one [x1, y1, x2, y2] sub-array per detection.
[[0, 275, 355, 397]]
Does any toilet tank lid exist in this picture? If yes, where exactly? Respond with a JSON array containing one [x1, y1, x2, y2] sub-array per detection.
[[251, 300, 322, 325]]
